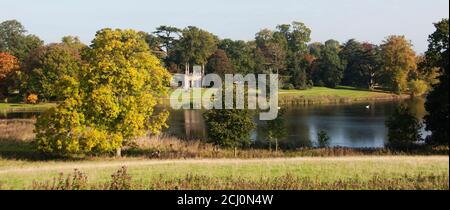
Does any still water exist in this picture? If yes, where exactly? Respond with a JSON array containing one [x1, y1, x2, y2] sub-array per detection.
[[0, 98, 428, 148], [164, 98, 429, 148]]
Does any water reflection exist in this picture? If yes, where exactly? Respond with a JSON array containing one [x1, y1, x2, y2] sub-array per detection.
[[0, 98, 428, 148], [164, 98, 428, 148]]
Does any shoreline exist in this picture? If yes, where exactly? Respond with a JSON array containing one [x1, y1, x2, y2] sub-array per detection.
[[0, 87, 412, 112]]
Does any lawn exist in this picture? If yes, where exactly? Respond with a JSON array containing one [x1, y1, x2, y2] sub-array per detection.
[[279, 86, 390, 97], [0, 156, 448, 190], [0, 87, 408, 111], [278, 86, 409, 105], [0, 103, 55, 112]]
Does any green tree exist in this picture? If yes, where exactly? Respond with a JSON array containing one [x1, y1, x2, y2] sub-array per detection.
[[340, 40, 382, 89], [386, 104, 423, 149], [205, 49, 235, 78], [380, 35, 417, 93], [0, 20, 43, 62], [203, 88, 256, 151], [22, 43, 82, 101], [275, 22, 311, 77], [255, 29, 287, 74], [317, 130, 331, 148], [265, 109, 287, 151], [35, 29, 172, 156], [153, 25, 181, 54], [311, 40, 344, 88], [424, 19, 449, 146], [175, 26, 218, 68], [61, 36, 86, 51], [139, 31, 165, 60], [218, 39, 256, 75]]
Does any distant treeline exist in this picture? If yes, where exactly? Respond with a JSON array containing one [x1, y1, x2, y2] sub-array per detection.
[[0, 20, 444, 102]]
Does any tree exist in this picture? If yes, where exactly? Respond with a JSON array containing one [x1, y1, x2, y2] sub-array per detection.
[[255, 29, 287, 74], [317, 130, 331, 148], [203, 88, 256, 151], [61, 36, 86, 51], [0, 20, 43, 62], [386, 104, 423, 149], [311, 40, 344, 88], [139, 31, 165, 60], [35, 29, 172, 156], [265, 109, 287, 151], [424, 19, 449, 146], [380, 35, 417, 93], [0, 52, 20, 99], [218, 39, 256, 75], [291, 67, 311, 90], [153, 25, 181, 54], [205, 49, 235, 78], [22, 43, 82, 101], [408, 79, 429, 97], [176, 26, 218, 68], [340, 40, 382, 89]]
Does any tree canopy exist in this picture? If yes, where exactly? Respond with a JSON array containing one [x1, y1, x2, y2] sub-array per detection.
[[0, 52, 20, 98], [424, 19, 449, 146], [35, 29, 172, 156], [380, 36, 417, 93], [0, 20, 43, 62]]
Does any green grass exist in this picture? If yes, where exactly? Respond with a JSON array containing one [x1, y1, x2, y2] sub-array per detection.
[[0, 103, 55, 112], [0, 156, 448, 190], [0, 87, 407, 111], [279, 86, 403, 98], [278, 86, 409, 105]]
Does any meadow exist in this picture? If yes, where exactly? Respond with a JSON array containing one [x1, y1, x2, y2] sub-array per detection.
[[0, 156, 448, 190], [278, 86, 410, 105]]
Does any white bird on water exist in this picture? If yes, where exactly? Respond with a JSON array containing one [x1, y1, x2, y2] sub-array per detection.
[[366, 105, 371, 109]]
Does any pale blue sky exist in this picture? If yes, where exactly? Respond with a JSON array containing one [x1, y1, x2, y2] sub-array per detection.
[[1, 0, 448, 52]]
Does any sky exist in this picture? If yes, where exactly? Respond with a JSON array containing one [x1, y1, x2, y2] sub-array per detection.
[[1, 0, 448, 53]]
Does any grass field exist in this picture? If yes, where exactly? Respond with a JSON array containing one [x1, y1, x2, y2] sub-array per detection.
[[0, 156, 448, 190], [278, 86, 409, 105], [0, 103, 55, 112], [279, 86, 392, 98]]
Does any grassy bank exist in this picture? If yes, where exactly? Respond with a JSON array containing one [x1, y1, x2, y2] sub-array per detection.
[[0, 156, 448, 190], [0, 87, 407, 112], [0, 120, 448, 190], [0, 103, 55, 112], [279, 86, 410, 105], [1, 120, 448, 161]]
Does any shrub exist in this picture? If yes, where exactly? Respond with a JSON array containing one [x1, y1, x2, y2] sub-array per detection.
[[31, 169, 88, 190], [409, 79, 429, 97], [110, 166, 132, 190], [26, 94, 38, 104], [317, 130, 331, 148], [386, 104, 423, 150], [283, 83, 295, 90]]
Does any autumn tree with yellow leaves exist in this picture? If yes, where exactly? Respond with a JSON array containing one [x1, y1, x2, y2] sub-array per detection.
[[380, 36, 417, 93], [34, 29, 171, 156]]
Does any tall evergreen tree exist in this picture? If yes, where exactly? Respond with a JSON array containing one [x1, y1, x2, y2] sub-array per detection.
[[424, 19, 449, 146]]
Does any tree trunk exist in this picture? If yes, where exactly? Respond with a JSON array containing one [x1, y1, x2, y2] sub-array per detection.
[[275, 139, 278, 153], [234, 147, 237, 158], [116, 147, 122, 157]]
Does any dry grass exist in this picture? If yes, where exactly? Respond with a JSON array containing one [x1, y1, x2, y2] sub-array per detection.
[[123, 135, 448, 159], [0, 119, 35, 141], [16, 164, 450, 190]]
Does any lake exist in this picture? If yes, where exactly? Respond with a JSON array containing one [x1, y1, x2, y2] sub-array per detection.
[[0, 98, 429, 149]]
